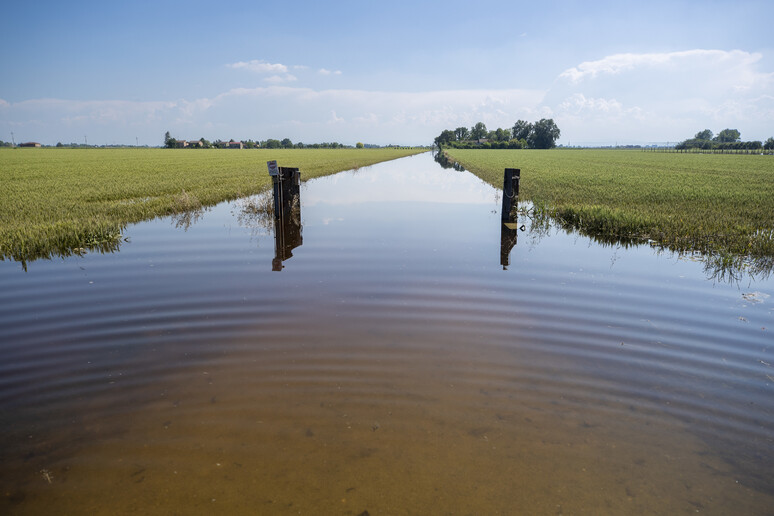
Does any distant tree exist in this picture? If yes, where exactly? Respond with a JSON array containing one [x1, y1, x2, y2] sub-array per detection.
[[265, 139, 281, 149], [165, 137, 177, 149], [512, 120, 532, 141], [747, 140, 763, 151], [56, 142, 63, 147], [764, 137, 774, 150], [434, 129, 456, 148], [164, 131, 171, 147], [714, 128, 741, 143], [494, 127, 511, 142], [695, 129, 713, 140], [454, 127, 470, 141], [470, 122, 488, 140], [281, 138, 293, 148], [295, 142, 305, 148], [528, 118, 561, 149], [356, 142, 364, 148]]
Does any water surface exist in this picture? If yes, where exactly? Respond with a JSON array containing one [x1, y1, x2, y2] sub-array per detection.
[[1, 153, 772, 515]]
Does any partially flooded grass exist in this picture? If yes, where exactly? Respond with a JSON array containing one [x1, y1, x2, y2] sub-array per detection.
[[444, 149, 774, 261], [234, 191, 277, 233], [0, 148, 425, 265]]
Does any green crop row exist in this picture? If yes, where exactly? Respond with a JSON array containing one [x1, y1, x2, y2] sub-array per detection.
[[0, 147, 426, 265], [443, 149, 774, 259]]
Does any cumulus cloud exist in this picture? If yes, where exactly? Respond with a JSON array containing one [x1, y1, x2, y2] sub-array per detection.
[[264, 74, 297, 84], [227, 59, 288, 74], [560, 50, 761, 83], [3, 48, 770, 147], [318, 68, 342, 76], [546, 49, 774, 143], [556, 93, 625, 116]]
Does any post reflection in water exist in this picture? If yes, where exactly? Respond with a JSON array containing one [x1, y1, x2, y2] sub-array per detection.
[[500, 167, 521, 269], [270, 166, 303, 271], [272, 207, 302, 271], [500, 221, 519, 269]]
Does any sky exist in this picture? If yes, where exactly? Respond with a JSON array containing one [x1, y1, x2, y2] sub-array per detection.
[[1, 0, 772, 147]]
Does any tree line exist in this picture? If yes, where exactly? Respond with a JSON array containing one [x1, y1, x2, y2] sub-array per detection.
[[164, 132, 347, 149], [434, 119, 561, 150], [675, 128, 774, 152]]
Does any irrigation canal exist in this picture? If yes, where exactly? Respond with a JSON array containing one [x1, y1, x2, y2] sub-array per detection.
[[1, 152, 773, 514]]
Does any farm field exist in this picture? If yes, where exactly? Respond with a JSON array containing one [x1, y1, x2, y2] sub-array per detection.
[[0, 147, 426, 263], [443, 148, 774, 260]]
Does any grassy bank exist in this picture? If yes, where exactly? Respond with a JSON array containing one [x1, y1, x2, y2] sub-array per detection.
[[0, 147, 426, 264], [443, 149, 774, 258]]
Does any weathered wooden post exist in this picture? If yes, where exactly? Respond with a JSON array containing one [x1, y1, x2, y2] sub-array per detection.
[[501, 168, 520, 222], [268, 160, 282, 218], [279, 166, 300, 216]]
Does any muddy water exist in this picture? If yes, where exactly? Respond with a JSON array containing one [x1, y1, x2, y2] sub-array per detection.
[[1, 153, 773, 515]]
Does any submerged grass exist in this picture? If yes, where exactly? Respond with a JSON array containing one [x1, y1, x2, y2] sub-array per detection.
[[444, 149, 774, 259], [0, 147, 425, 264]]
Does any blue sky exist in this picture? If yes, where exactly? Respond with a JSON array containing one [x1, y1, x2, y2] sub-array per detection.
[[1, 0, 772, 146]]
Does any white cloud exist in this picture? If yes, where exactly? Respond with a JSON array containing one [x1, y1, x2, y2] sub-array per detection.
[[562, 50, 743, 82], [264, 74, 297, 84], [318, 68, 342, 76], [547, 49, 774, 143], [329, 110, 344, 124], [227, 59, 288, 74], [4, 48, 771, 147], [556, 93, 625, 116]]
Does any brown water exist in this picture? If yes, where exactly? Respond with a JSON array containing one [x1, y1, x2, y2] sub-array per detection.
[[1, 153, 773, 515]]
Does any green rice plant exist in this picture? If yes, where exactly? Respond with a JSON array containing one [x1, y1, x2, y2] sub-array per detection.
[[444, 149, 774, 259], [0, 147, 426, 265]]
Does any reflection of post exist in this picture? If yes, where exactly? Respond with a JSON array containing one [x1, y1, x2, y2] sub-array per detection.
[[500, 223, 518, 269], [271, 166, 302, 271], [272, 205, 303, 271], [501, 168, 520, 222], [500, 168, 520, 269]]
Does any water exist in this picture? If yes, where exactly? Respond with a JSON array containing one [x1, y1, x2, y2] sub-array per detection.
[[1, 153, 772, 515]]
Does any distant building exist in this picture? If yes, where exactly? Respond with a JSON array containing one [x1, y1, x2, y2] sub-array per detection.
[[188, 139, 203, 148], [227, 140, 243, 149], [19, 142, 41, 147], [175, 140, 188, 148]]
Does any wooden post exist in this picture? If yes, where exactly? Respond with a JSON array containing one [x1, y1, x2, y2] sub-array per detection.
[[501, 168, 520, 222], [277, 167, 300, 216], [271, 175, 283, 220]]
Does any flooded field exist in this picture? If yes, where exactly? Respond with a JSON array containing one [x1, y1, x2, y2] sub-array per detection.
[[1, 152, 772, 515]]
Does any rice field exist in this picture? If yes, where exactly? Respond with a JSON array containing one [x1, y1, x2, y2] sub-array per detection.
[[443, 149, 774, 261], [0, 147, 426, 264]]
